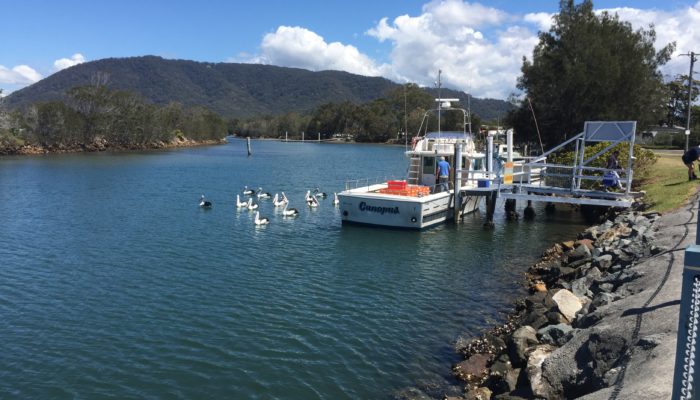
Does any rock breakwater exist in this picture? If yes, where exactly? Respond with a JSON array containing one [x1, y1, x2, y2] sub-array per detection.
[[447, 207, 676, 399]]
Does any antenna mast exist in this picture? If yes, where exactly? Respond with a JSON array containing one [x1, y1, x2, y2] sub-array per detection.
[[681, 51, 697, 152], [437, 69, 442, 136]]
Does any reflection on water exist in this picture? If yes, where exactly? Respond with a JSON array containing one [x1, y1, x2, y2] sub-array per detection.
[[0, 140, 587, 399]]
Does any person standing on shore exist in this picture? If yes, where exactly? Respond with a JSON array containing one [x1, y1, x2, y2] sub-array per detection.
[[436, 156, 450, 193], [682, 146, 700, 181]]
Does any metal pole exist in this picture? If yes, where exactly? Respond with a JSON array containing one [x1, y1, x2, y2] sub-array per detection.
[[438, 69, 442, 137], [686, 52, 696, 152], [454, 143, 463, 223], [246, 137, 252, 156], [404, 84, 408, 150], [507, 129, 513, 162], [487, 134, 494, 178], [673, 198, 700, 399]]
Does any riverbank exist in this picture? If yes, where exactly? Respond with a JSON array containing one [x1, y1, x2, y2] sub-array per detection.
[[438, 193, 695, 399], [0, 136, 226, 156]]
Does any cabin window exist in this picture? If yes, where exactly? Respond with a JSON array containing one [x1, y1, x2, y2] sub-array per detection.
[[472, 158, 483, 171], [422, 157, 435, 174]]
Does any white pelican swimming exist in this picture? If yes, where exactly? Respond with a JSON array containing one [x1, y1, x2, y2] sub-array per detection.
[[272, 193, 287, 207], [236, 195, 248, 208], [254, 211, 269, 225], [305, 190, 314, 204], [199, 195, 212, 208], [332, 192, 339, 206], [307, 196, 319, 208], [313, 187, 328, 198], [247, 198, 259, 210], [282, 204, 299, 216], [242, 186, 255, 196], [256, 188, 272, 199]]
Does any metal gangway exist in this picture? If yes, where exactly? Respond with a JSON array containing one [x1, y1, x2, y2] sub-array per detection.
[[498, 121, 644, 208]]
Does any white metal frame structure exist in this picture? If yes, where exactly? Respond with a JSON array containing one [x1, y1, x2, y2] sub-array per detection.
[[499, 121, 642, 208]]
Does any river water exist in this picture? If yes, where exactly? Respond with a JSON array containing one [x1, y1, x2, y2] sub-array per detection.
[[0, 139, 586, 399]]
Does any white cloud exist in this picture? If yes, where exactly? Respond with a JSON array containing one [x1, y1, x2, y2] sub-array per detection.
[[0, 64, 42, 84], [251, 26, 387, 77], [523, 12, 555, 32], [53, 53, 86, 71], [600, 3, 700, 79], [239, 1, 700, 100], [366, 2, 539, 99]]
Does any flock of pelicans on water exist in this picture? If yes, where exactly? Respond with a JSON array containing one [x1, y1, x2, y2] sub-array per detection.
[[198, 186, 339, 226]]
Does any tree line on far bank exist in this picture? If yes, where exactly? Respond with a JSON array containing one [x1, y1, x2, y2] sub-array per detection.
[[0, 76, 227, 154], [230, 83, 483, 143], [2, 0, 699, 155]]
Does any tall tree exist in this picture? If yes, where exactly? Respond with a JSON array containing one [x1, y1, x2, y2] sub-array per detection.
[[665, 75, 700, 128], [508, 0, 675, 146]]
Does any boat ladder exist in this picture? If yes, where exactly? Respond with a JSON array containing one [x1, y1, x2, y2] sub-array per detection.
[[407, 157, 421, 185]]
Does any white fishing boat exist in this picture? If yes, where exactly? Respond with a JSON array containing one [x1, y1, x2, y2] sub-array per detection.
[[338, 78, 487, 229]]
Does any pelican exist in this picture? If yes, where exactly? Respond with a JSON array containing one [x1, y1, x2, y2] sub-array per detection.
[[199, 195, 212, 208], [247, 198, 259, 210], [254, 211, 269, 225], [305, 190, 314, 204], [332, 192, 340, 206], [313, 187, 328, 198], [236, 195, 248, 208], [256, 188, 272, 199], [282, 204, 299, 217], [272, 193, 287, 207], [281, 192, 290, 204], [307, 196, 319, 208], [242, 186, 255, 196]]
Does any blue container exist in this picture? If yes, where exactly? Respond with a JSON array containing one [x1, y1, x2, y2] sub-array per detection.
[[478, 179, 490, 188]]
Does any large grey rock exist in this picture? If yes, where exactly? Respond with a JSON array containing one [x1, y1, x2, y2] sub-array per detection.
[[552, 289, 583, 322], [592, 254, 613, 270], [526, 345, 557, 398], [537, 323, 575, 346], [567, 244, 592, 262], [571, 267, 601, 298], [590, 292, 616, 311], [509, 326, 539, 367]]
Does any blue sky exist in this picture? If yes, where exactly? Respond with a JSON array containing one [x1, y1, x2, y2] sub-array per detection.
[[2, 0, 699, 99]]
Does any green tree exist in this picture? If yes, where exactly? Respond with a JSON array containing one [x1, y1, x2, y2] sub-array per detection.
[[665, 75, 700, 128], [508, 0, 675, 146]]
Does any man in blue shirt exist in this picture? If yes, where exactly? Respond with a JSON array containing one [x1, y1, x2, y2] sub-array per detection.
[[436, 156, 450, 192], [682, 146, 700, 181]]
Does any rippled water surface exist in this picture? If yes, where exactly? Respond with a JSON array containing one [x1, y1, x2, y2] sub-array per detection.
[[0, 139, 586, 399]]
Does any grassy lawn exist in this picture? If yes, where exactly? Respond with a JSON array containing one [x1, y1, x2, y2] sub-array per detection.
[[639, 152, 698, 213]]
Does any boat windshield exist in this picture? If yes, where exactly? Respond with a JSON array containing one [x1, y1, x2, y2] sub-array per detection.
[[425, 131, 471, 140]]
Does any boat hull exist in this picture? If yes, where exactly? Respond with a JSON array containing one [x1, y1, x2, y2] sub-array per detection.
[[338, 189, 480, 229]]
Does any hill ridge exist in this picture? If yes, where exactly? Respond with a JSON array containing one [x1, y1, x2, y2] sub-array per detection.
[[5, 55, 512, 120]]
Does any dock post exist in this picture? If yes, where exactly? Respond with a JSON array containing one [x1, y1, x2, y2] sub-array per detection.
[[484, 191, 496, 228], [524, 199, 535, 219], [454, 143, 463, 223], [505, 199, 518, 220], [246, 137, 252, 156]]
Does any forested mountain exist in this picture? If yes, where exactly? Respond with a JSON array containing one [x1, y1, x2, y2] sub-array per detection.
[[5, 56, 512, 121]]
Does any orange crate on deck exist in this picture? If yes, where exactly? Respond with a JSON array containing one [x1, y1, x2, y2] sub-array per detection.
[[387, 180, 407, 190], [378, 184, 429, 197]]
